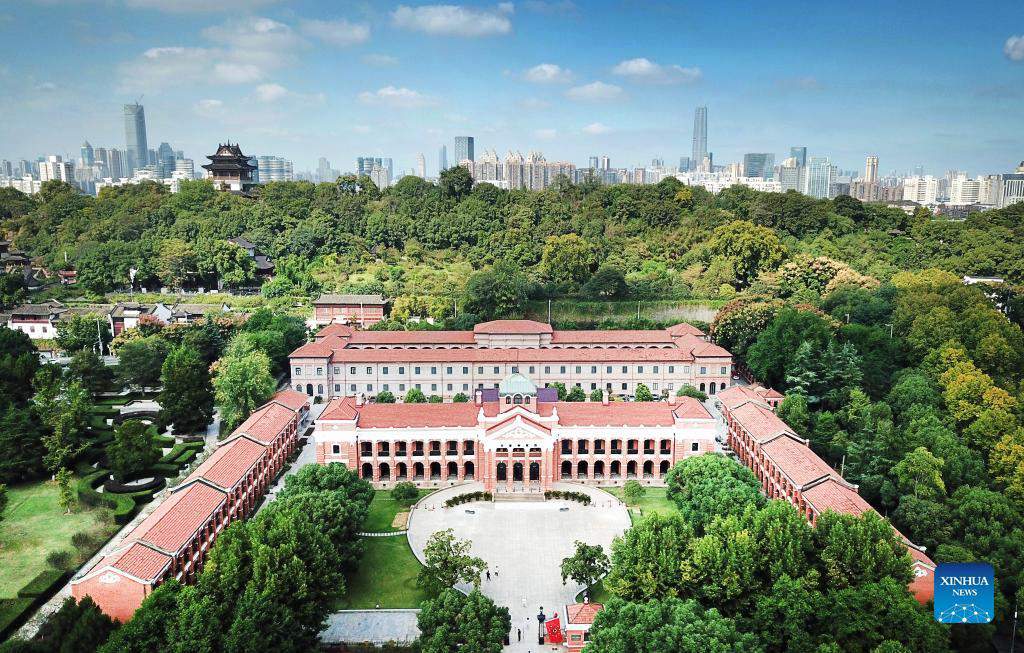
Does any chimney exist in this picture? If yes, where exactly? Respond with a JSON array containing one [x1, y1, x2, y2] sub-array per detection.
[[355, 393, 365, 407], [601, 389, 609, 406], [474, 389, 483, 406]]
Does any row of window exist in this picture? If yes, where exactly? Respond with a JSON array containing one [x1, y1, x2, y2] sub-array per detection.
[[295, 364, 729, 377], [298, 379, 729, 398]]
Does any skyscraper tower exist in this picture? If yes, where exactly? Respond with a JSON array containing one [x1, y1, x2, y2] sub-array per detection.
[[692, 106, 708, 171], [416, 153, 426, 178], [123, 103, 148, 175], [80, 141, 94, 167], [454, 136, 475, 163], [790, 146, 807, 167], [438, 145, 448, 173], [865, 155, 879, 183]]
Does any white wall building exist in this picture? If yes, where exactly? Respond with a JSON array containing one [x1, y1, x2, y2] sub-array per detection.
[[903, 176, 939, 205]]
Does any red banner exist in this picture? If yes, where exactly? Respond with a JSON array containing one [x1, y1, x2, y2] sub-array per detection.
[[545, 616, 563, 644]]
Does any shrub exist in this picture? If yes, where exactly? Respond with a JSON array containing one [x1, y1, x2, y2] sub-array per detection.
[[443, 491, 493, 507], [543, 490, 592, 505], [623, 480, 646, 504], [676, 384, 708, 402], [45, 550, 74, 571], [70, 532, 93, 550], [392, 481, 419, 505]]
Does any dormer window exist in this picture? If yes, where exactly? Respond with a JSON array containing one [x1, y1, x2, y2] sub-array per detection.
[[513, 394, 523, 405]]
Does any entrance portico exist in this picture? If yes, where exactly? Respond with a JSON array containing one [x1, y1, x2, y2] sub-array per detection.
[[480, 410, 557, 494]]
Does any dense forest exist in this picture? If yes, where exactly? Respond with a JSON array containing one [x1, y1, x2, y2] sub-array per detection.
[[3, 173, 1024, 650]]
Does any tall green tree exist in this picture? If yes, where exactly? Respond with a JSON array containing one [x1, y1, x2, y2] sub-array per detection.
[[107, 420, 160, 481], [160, 345, 215, 434], [561, 540, 610, 595], [213, 349, 276, 432], [665, 454, 764, 533], [417, 529, 488, 595], [417, 589, 510, 653]]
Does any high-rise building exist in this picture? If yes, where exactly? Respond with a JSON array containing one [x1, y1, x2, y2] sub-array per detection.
[[0, 160, 12, 177], [438, 145, 448, 173], [416, 153, 426, 178], [256, 155, 295, 182], [742, 153, 775, 179], [39, 155, 74, 183], [789, 147, 807, 167], [999, 161, 1024, 208], [382, 158, 393, 181], [174, 158, 195, 179], [778, 157, 804, 192], [692, 106, 708, 170], [678, 156, 691, 172], [948, 174, 980, 206], [804, 156, 835, 199], [316, 157, 332, 183], [600, 155, 610, 171], [454, 136, 475, 163], [80, 141, 94, 167], [912, 164, 925, 177], [588, 156, 599, 170], [864, 155, 879, 183], [123, 103, 148, 175], [903, 176, 938, 204], [357, 157, 381, 177], [157, 142, 175, 178]]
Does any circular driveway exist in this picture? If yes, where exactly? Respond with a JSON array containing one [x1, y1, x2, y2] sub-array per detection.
[[407, 483, 630, 652]]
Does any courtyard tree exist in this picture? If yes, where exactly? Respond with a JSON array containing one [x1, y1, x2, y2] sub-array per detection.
[[675, 385, 707, 402], [623, 480, 646, 505], [404, 387, 426, 403], [66, 349, 114, 396], [665, 454, 764, 533], [812, 511, 913, 590], [160, 345, 215, 434], [34, 368, 91, 473], [417, 528, 488, 595], [566, 385, 586, 402], [634, 383, 654, 401], [560, 541, 610, 595], [375, 390, 396, 403], [55, 313, 111, 354], [392, 481, 419, 505], [587, 597, 760, 653], [417, 589, 510, 653], [452, 392, 469, 403], [55, 467, 75, 514], [107, 420, 160, 481], [213, 349, 276, 432]]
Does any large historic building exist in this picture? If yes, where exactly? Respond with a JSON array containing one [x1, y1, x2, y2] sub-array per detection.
[[313, 374, 717, 493], [717, 385, 936, 603], [70, 390, 309, 622], [290, 320, 733, 402]]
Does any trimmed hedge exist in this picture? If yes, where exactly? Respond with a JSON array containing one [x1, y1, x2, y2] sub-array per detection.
[[104, 476, 166, 494], [544, 490, 592, 505], [0, 597, 35, 641], [17, 569, 70, 599], [76, 469, 139, 524], [444, 491, 493, 507]]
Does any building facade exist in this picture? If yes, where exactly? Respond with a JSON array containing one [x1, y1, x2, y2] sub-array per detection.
[[289, 320, 733, 402], [692, 106, 708, 168], [717, 385, 936, 604], [123, 103, 148, 175], [454, 136, 475, 163], [71, 391, 309, 621], [202, 143, 258, 193], [311, 293, 387, 327], [313, 374, 716, 493]]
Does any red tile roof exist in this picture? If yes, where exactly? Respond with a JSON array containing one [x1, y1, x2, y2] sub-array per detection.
[[347, 330, 476, 345], [486, 413, 552, 434], [271, 389, 310, 412], [675, 334, 731, 357], [473, 319, 553, 334], [356, 402, 481, 428], [320, 396, 360, 421], [291, 339, 337, 358], [554, 402, 676, 427], [731, 402, 795, 443], [315, 323, 354, 340], [761, 436, 836, 486], [717, 385, 769, 411], [566, 602, 603, 625], [99, 543, 172, 582], [126, 482, 225, 553], [802, 478, 873, 517], [234, 403, 295, 444], [666, 323, 706, 338], [188, 436, 266, 490], [550, 330, 675, 344], [671, 396, 713, 420]]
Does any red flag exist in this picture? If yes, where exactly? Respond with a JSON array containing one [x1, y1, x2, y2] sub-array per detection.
[[545, 616, 563, 644]]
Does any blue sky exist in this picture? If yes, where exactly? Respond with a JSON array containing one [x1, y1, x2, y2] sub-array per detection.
[[1, 0, 1022, 176]]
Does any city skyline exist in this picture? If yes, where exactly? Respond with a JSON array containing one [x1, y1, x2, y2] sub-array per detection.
[[1, 1, 1022, 176]]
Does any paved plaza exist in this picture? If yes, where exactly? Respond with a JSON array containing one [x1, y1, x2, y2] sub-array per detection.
[[407, 483, 630, 652]]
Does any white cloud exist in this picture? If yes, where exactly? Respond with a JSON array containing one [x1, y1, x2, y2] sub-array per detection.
[[391, 4, 512, 37], [254, 83, 288, 102], [34, 81, 58, 91], [351, 125, 372, 134], [565, 81, 624, 102], [534, 128, 557, 139], [581, 122, 610, 135], [523, 63, 572, 83], [518, 97, 549, 110], [1006, 35, 1024, 61], [358, 86, 436, 108], [300, 18, 370, 46], [124, 0, 279, 11], [361, 53, 399, 66], [194, 98, 225, 117], [611, 57, 702, 84], [498, 2, 515, 13], [213, 61, 263, 83]]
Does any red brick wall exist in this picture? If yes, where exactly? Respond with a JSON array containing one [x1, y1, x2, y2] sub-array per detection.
[[72, 573, 151, 623]]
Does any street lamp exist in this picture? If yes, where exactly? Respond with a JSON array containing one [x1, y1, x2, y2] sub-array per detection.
[[537, 607, 546, 645]]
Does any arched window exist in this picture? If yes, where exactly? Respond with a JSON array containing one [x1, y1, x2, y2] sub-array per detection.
[[513, 394, 523, 405], [361, 463, 373, 479], [561, 460, 572, 479], [505, 396, 512, 404]]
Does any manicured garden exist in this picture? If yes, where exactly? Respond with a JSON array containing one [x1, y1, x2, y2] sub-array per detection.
[[335, 536, 429, 609], [362, 487, 434, 533], [605, 485, 677, 521]]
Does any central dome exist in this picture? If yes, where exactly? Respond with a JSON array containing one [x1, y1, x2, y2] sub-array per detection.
[[499, 373, 537, 396]]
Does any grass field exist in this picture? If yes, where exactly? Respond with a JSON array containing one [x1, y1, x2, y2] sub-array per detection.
[[579, 579, 612, 604], [0, 481, 114, 597], [604, 486, 677, 523], [336, 536, 430, 609], [363, 489, 435, 533]]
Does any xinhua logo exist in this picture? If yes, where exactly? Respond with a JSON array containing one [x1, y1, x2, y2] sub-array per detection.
[[934, 562, 994, 624]]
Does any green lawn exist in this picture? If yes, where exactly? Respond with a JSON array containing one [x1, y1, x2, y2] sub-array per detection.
[[0, 480, 114, 597], [578, 579, 612, 604], [604, 486, 677, 522], [336, 536, 430, 609], [363, 489, 435, 533]]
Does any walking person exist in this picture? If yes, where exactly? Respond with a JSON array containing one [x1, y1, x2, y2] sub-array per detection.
[[517, 627, 522, 642], [486, 569, 491, 581]]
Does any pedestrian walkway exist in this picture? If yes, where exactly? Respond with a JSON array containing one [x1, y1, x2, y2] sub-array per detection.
[[320, 609, 421, 646]]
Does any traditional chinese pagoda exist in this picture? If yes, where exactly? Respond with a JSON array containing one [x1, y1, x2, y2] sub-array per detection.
[[202, 142, 257, 194]]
